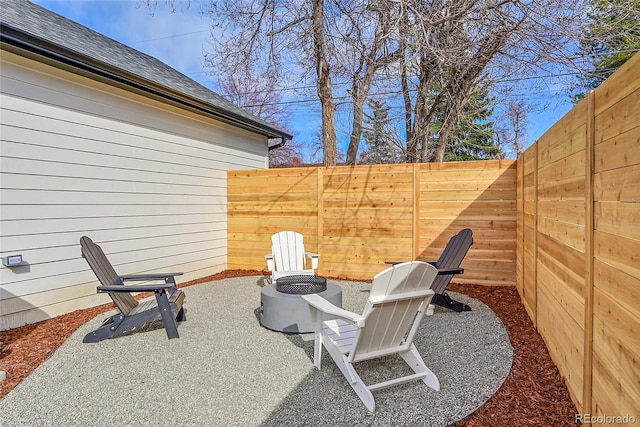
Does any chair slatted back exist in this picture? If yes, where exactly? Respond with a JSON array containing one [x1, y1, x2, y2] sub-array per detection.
[[351, 261, 438, 362], [430, 229, 473, 294], [80, 236, 138, 315], [272, 231, 306, 272]]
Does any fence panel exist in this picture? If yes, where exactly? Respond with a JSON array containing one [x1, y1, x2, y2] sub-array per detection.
[[516, 52, 639, 417], [590, 54, 640, 419], [416, 161, 516, 285], [536, 99, 588, 409], [228, 161, 516, 283], [227, 168, 319, 271]]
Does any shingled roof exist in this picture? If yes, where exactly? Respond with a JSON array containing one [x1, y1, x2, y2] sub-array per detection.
[[0, 0, 292, 141]]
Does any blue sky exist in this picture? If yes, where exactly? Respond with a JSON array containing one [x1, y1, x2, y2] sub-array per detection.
[[31, 0, 575, 160]]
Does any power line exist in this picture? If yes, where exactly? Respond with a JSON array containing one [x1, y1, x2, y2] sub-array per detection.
[[127, 29, 210, 45], [215, 63, 635, 108], [117, 21, 637, 110], [110, 17, 638, 103], [231, 57, 640, 109], [234, 73, 579, 109]]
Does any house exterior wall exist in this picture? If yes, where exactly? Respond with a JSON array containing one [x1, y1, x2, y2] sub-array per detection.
[[0, 51, 269, 330]]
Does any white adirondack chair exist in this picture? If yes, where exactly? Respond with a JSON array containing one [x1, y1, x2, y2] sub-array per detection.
[[302, 261, 440, 412], [265, 231, 319, 282]]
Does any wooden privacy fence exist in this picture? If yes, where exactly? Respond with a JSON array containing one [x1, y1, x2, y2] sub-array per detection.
[[516, 52, 639, 419], [228, 160, 516, 285], [228, 53, 638, 418]]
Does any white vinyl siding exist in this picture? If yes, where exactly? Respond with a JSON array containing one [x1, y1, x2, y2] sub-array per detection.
[[0, 51, 268, 329]]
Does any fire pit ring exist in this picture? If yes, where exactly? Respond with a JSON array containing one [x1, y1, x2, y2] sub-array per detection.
[[276, 275, 327, 294], [261, 277, 342, 333]]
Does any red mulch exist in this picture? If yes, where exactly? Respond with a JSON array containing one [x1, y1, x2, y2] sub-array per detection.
[[0, 270, 579, 425], [447, 283, 579, 426]]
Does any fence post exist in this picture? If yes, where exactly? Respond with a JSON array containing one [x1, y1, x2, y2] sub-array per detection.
[[317, 167, 324, 266], [413, 163, 420, 259], [582, 90, 596, 417], [516, 156, 524, 296], [532, 143, 538, 327]]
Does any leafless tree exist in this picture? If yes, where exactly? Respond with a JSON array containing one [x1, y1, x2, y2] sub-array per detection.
[[145, 0, 589, 164], [194, 1, 343, 165], [214, 63, 307, 167], [145, 1, 408, 166], [268, 139, 308, 167], [330, 2, 404, 165], [389, 0, 586, 162], [217, 72, 288, 128], [495, 99, 530, 158], [311, 0, 339, 166]]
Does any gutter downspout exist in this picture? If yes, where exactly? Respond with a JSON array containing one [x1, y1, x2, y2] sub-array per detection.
[[268, 137, 289, 151]]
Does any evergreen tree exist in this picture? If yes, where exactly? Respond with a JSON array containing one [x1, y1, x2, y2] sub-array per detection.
[[575, 0, 640, 101], [429, 86, 503, 161], [359, 99, 403, 164]]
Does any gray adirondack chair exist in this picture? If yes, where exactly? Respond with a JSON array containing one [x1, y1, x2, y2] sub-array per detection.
[[387, 228, 474, 312], [265, 231, 319, 283], [302, 261, 440, 412], [428, 228, 474, 312], [80, 236, 186, 343]]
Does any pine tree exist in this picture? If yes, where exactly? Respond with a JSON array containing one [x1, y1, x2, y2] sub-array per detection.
[[429, 86, 503, 161], [359, 99, 403, 164], [575, 0, 640, 101]]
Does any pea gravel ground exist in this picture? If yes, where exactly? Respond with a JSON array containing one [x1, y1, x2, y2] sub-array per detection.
[[0, 276, 512, 427]]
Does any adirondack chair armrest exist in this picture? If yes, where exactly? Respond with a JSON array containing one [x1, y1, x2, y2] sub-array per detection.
[[97, 284, 176, 293], [302, 294, 365, 328], [383, 261, 462, 276], [305, 252, 319, 269], [120, 273, 183, 287], [369, 289, 434, 305], [120, 272, 183, 281], [265, 254, 275, 271], [435, 267, 464, 275], [425, 261, 464, 275]]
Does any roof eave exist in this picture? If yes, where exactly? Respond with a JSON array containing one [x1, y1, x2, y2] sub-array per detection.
[[0, 24, 293, 141]]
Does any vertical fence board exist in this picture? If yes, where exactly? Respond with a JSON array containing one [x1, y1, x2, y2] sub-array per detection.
[[583, 91, 595, 415]]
